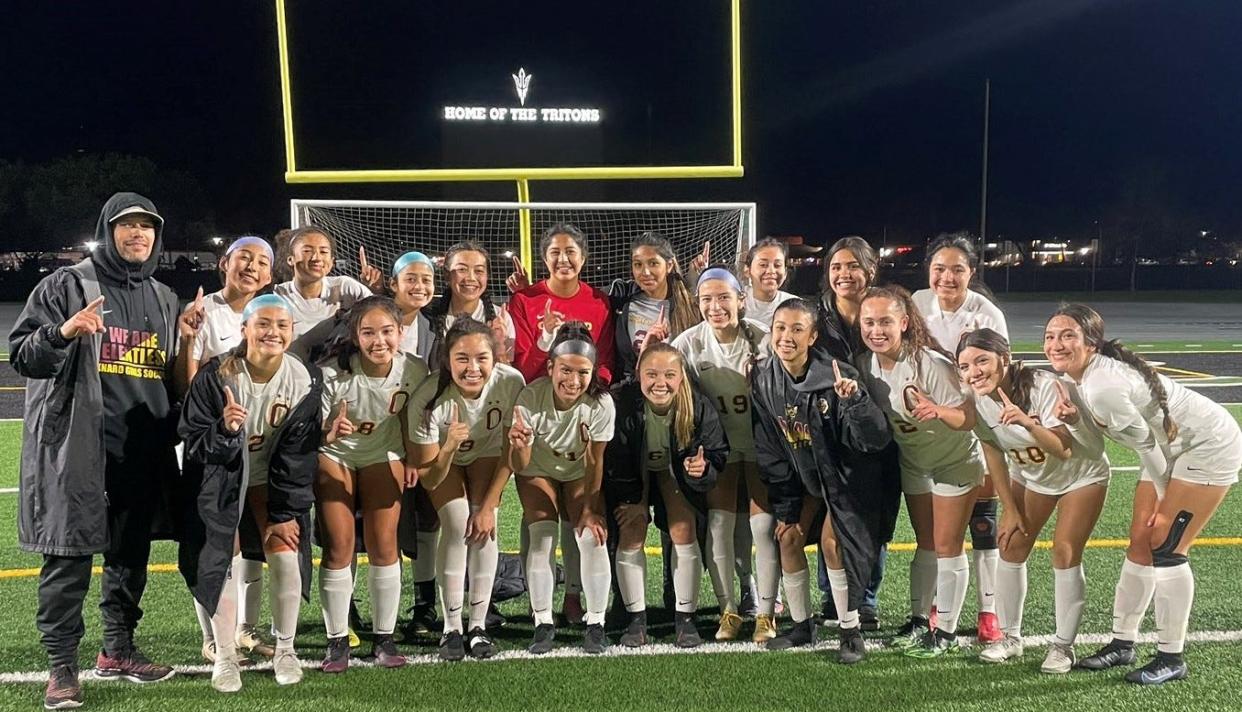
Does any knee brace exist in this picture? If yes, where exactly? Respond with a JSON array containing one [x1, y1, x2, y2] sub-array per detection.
[[970, 498, 999, 550], [1152, 510, 1194, 568]]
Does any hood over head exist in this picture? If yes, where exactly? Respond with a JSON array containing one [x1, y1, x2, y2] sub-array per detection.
[[93, 192, 164, 285]]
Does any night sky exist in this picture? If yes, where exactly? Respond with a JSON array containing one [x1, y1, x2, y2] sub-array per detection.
[[4, 0, 1240, 248]]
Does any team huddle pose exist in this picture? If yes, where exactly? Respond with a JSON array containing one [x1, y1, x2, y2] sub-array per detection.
[[11, 193, 1242, 709]]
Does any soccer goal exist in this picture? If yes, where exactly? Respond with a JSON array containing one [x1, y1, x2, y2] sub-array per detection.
[[290, 200, 758, 298]]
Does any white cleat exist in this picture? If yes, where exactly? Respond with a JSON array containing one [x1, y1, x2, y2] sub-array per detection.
[[978, 635, 1024, 664], [272, 649, 303, 686], [1041, 643, 1076, 674], [211, 655, 243, 694]]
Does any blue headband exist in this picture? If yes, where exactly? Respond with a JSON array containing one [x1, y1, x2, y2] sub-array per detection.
[[226, 236, 274, 262], [697, 267, 743, 294], [392, 251, 435, 278], [242, 294, 293, 322]]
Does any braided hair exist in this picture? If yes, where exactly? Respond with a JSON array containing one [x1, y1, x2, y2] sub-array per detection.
[[956, 327, 1035, 412], [1052, 303, 1178, 441], [422, 316, 498, 419]]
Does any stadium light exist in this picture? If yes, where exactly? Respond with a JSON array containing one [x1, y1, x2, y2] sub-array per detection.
[[210, 237, 224, 247], [84, 240, 99, 251]]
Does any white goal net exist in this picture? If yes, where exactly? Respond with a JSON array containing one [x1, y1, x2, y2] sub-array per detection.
[[290, 200, 757, 298]]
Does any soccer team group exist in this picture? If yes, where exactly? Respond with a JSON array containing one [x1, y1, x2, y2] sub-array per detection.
[[10, 193, 1242, 709]]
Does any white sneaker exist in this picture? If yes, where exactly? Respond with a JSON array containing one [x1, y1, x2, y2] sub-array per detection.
[[1041, 643, 1076, 674], [272, 649, 303, 686], [211, 656, 242, 693], [236, 625, 275, 658], [978, 635, 1024, 663], [201, 640, 217, 663]]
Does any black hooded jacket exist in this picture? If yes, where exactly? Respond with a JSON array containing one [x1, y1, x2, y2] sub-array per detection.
[[751, 352, 901, 610]]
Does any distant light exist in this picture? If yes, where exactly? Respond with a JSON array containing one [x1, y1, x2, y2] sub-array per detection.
[[985, 243, 997, 249], [210, 237, 224, 247], [879, 247, 894, 257], [1078, 247, 1091, 255], [1201, 230, 1209, 237], [84, 240, 99, 251], [502, 250, 514, 258]]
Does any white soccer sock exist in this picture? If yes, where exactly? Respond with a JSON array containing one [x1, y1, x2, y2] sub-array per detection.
[[526, 520, 558, 626], [1053, 564, 1086, 646], [750, 513, 780, 616], [561, 519, 582, 597], [996, 559, 1027, 637], [368, 562, 402, 636], [466, 508, 500, 631], [195, 599, 215, 645], [935, 553, 970, 635], [237, 557, 264, 628], [319, 565, 354, 639], [210, 556, 241, 659], [413, 529, 440, 584], [706, 509, 738, 613], [782, 567, 812, 624], [973, 548, 999, 614], [616, 547, 647, 613], [734, 509, 753, 580], [672, 543, 703, 613], [910, 548, 938, 619], [826, 567, 859, 630], [574, 528, 612, 626], [436, 498, 470, 634], [1154, 562, 1194, 655], [1112, 557, 1157, 641], [267, 551, 301, 650]]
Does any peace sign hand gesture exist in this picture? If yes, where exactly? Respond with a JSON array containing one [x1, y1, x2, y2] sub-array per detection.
[[222, 385, 248, 434], [506, 255, 531, 294], [832, 359, 859, 400], [1052, 380, 1080, 425], [60, 296, 107, 340]]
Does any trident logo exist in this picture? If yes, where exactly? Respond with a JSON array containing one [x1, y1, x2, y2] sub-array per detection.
[[512, 67, 532, 106]]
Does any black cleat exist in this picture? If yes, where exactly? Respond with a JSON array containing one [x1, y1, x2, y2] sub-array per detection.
[[767, 618, 816, 650], [583, 624, 608, 654], [838, 627, 867, 665], [438, 630, 466, 662], [858, 605, 880, 632], [674, 612, 703, 648], [485, 603, 507, 630], [1077, 639, 1138, 670], [403, 603, 438, 638], [1125, 652, 1188, 685], [619, 611, 649, 648], [467, 627, 496, 659], [529, 624, 557, 655]]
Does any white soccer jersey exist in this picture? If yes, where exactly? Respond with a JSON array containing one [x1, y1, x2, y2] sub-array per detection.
[[509, 377, 616, 482], [409, 363, 525, 466], [233, 355, 314, 488], [1078, 354, 1242, 483], [274, 275, 372, 339], [320, 352, 429, 468], [973, 370, 1110, 495], [672, 319, 770, 463], [912, 288, 1009, 353], [744, 289, 799, 328], [190, 291, 244, 362], [400, 319, 421, 358], [865, 348, 983, 476]]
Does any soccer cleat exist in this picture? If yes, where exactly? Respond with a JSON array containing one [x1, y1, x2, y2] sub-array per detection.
[[211, 655, 243, 694], [674, 612, 703, 648], [904, 630, 962, 659], [976, 611, 1003, 644], [201, 639, 217, 663], [561, 593, 585, 626], [372, 634, 407, 668], [583, 624, 608, 654], [402, 603, 438, 638], [485, 603, 507, 629], [467, 628, 496, 659], [528, 624, 557, 655], [738, 579, 759, 618], [1041, 643, 1076, 674], [838, 627, 867, 665], [439, 630, 466, 661], [321, 636, 350, 674], [715, 611, 744, 641], [889, 616, 930, 650], [619, 611, 649, 648], [236, 624, 275, 658], [43, 664, 82, 710], [767, 618, 816, 651], [1077, 639, 1138, 670], [95, 647, 175, 683], [347, 627, 361, 649], [1124, 652, 1188, 685], [752, 614, 778, 643], [272, 649, 303, 686], [859, 604, 880, 632], [979, 635, 1024, 664]]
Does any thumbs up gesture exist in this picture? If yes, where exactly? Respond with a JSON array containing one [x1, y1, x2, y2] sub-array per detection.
[[832, 359, 859, 400], [997, 387, 1035, 428], [358, 245, 384, 292], [1052, 379, 1080, 425], [508, 406, 533, 450], [324, 400, 355, 443], [642, 305, 669, 352], [178, 287, 205, 339], [222, 385, 248, 434], [684, 445, 707, 478], [60, 295, 107, 340], [444, 402, 471, 451], [909, 388, 942, 422]]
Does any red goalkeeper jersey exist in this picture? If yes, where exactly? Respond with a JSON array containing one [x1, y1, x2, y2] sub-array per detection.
[[509, 280, 615, 385]]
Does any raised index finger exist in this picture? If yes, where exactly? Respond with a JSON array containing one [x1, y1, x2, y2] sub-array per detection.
[[358, 245, 369, 269], [223, 385, 237, 406], [832, 359, 843, 381], [1053, 379, 1071, 403], [701, 240, 711, 262], [193, 286, 204, 310], [85, 295, 106, 313], [997, 388, 1014, 407]]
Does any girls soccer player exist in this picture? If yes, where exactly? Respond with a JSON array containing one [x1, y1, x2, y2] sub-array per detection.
[[671, 267, 775, 642], [605, 343, 728, 647], [859, 286, 984, 657], [957, 328, 1111, 673], [507, 324, 616, 654], [1046, 304, 1242, 684], [389, 251, 436, 361], [409, 318, 525, 660], [738, 238, 798, 327], [273, 226, 371, 356], [752, 299, 896, 663], [178, 295, 322, 692], [316, 296, 429, 673], [610, 232, 700, 384], [911, 234, 1008, 643], [424, 241, 515, 364]]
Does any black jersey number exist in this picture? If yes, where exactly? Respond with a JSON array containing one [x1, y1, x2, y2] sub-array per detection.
[[1008, 446, 1046, 465], [717, 394, 749, 414], [894, 417, 918, 434], [486, 407, 503, 431], [357, 421, 376, 435]]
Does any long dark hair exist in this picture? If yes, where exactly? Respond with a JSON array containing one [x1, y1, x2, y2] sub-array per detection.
[[324, 295, 403, 373], [425, 241, 499, 365], [822, 236, 879, 296], [1052, 303, 1178, 441], [860, 285, 953, 366], [548, 321, 607, 398], [631, 231, 699, 336], [956, 327, 1035, 412], [423, 317, 499, 418], [738, 237, 788, 290], [926, 232, 996, 302]]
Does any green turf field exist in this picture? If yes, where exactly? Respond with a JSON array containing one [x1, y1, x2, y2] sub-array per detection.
[[1, 411, 1241, 711]]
